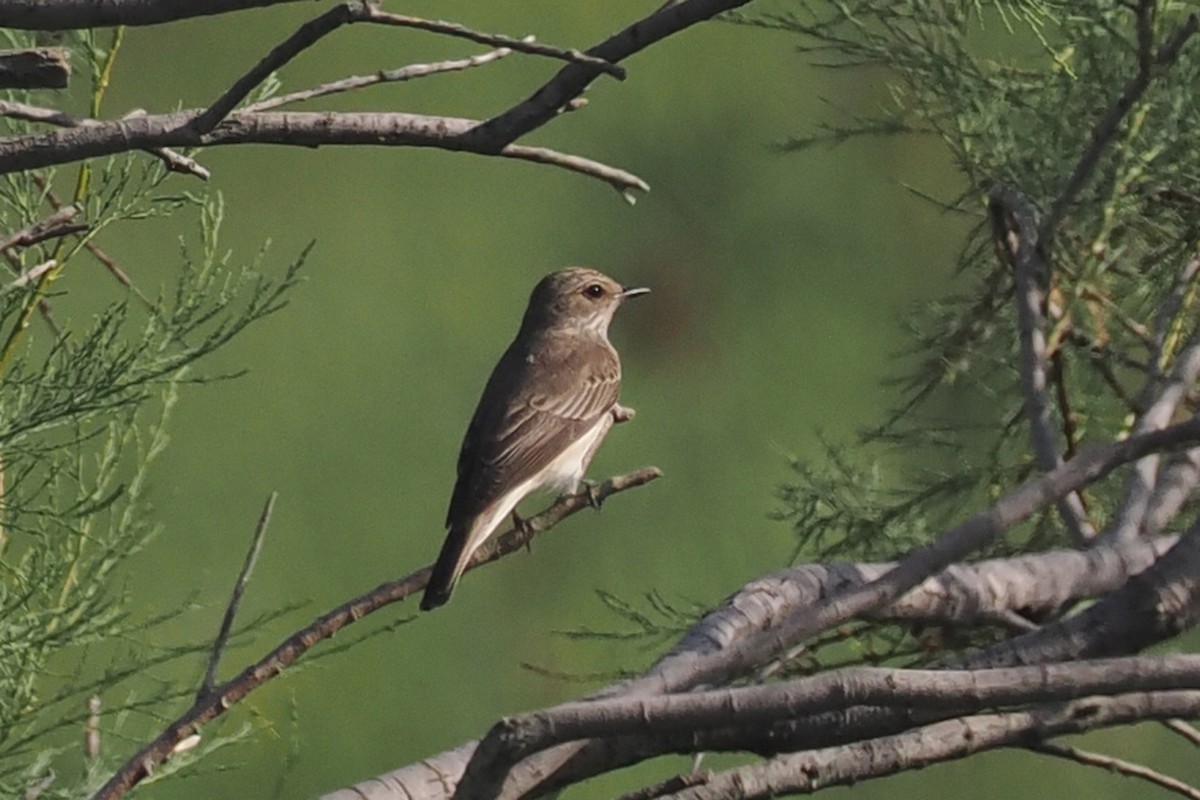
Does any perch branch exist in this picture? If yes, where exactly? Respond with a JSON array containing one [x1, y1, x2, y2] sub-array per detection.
[[90, 467, 661, 800]]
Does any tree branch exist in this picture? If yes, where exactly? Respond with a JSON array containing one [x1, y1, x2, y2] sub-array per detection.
[[197, 491, 276, 701], [90, 467, 661, 800], [990, 184, 1095, 544], [463, 0, 758, 151], [657, 692, 1200, 800], [1041, 9, 1200, 238], [243, 47, 520, 113], [1031, 741, 1200, 800], [0, 0, 310, 30], [0, 109, 648, 195], [457, 654, 1200, 800]]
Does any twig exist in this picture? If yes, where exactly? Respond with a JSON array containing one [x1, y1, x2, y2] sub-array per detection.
[[0, 208, 78, 332], [1041, 9, 1200, 238], [85, 696, 100, 762], [1102, 329, 1200, 544], [1144, 256, 1200, 403], [1031, 741, 1200, 800], [189, 2, 359, 133], [464, 0, 757, 150], [22, 771, 55, 800], [4, 258, 56, 289], [989, 184, 1095, 544], [362, 7, 625, 79], [33, 172, 170, 315], [191, 2, 622, 134], [617, 773, 710, 800], [1143, 448, 1200, 536], [1164, 718, 1200, 747], [198, 491, 277, 701], [243, 46, 520, 113], [0, 205, 84, 252], [90, 467, 661, 800]]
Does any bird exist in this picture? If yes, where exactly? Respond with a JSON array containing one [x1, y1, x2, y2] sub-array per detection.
[[421, 268, 649, 611]]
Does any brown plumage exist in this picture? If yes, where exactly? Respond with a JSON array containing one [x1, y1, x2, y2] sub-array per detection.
[[422, 268, 648, 610]]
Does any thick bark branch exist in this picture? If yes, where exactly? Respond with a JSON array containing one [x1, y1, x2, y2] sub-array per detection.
[[661, 692, 1200, 800]]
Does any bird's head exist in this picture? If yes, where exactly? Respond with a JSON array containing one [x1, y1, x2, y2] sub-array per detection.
[[520, 267, 649, 337]]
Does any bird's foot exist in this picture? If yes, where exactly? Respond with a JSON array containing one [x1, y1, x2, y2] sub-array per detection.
[[612, 404, 636, 424], [578, 479, 603, 510], [512, 510, 535, 553]]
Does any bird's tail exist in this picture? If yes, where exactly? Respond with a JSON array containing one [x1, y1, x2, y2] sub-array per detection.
[[420, 525, 473, 611]]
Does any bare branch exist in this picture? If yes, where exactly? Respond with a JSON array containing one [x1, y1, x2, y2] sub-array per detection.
[[1164, 718, 1200, 747], [0, 47, 69, 89], [458, 654, 1200, 800], [189, 3, 359, 134], [1102, 321, 1200, 544], [85, 696, 100, 762], [964, 516, 1200, 668], [0, 109, 649, 195], [0, 99, 210, 180], [191, 2, 621, 134], [638, 418, 1200, 695], [243, 47, 520, 113], [657, 536, 1173, 674], [657, 692, 1200, 800], [465, 0, 757, 150], [362, 8, 625, 79], [990, 184, 1096, 544], [90, 468, 661, 800], [198, 491, 277, 701], [1031, 741, 1200, 800], [4, 258, 56, 289], [0, 0, 310, 30], [0, 205, 83, 252]]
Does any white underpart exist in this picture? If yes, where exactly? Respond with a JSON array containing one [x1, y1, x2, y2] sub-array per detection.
[[452, 413, 613, 585]]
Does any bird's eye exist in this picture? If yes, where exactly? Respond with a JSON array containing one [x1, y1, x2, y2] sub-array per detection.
[[583, 284, 605, 299]]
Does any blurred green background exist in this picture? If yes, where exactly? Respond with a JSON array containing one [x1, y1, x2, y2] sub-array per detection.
[[32, 2, 1191, 799]]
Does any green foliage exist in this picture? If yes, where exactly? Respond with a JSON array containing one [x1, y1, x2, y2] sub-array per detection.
[[747, 2, 1200, 568], [0, 43, 305, 791]]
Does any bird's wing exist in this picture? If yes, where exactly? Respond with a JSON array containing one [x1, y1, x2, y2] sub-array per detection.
[[446, 338, 619, 529]]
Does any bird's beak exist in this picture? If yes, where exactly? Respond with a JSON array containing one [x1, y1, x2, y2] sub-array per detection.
[[621, 286, 651, 299]]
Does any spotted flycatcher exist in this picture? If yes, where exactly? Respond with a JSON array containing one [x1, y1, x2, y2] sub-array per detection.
[[421, 268, 649, 610]]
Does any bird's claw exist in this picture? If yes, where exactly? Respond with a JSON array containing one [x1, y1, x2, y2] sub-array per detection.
[[512, 510, 535, 553], [579, 479, 603, 510], [612, 404, 636, 423]]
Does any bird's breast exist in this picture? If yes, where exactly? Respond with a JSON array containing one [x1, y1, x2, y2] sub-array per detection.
[[537, 414, 613, 493]]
